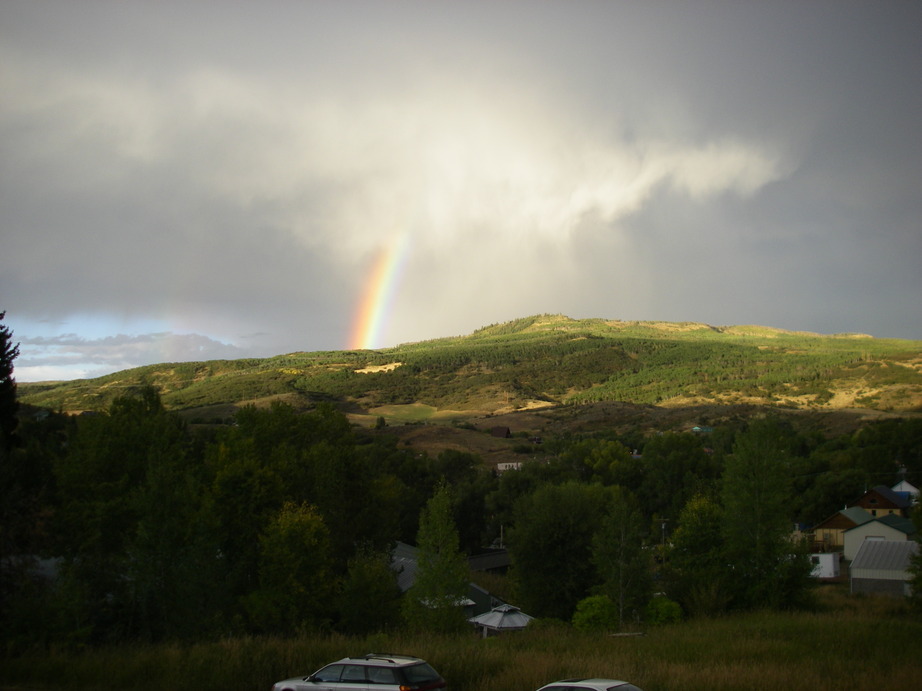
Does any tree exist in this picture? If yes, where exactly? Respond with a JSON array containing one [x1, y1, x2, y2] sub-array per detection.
[[559, 438, 641, 488], [244, 501, 334, 633], [721, 418, 812, 610], [666, 494, 729, 616], [909, 504, 922, 612], [0, 311, 19, 449], [638, 432, 719, 524], [336, 546, 402, 634], [403, 484, 470, 633], [52, 386, 200, 641], [509, 482, 611, 620], [591, 488, 651, 628]]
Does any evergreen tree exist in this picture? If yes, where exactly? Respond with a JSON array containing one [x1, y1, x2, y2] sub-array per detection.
[[403, 484, 469, 633], [0, 311, 19, 449]]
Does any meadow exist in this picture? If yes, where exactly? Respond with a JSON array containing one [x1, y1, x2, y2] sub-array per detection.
[[3, 588, 919, 691]]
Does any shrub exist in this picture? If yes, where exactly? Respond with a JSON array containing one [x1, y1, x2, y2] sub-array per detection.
[[645, 595, 683, 625], [572, 595, 619, 632]]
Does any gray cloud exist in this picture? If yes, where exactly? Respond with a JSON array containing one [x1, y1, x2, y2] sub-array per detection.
[[2, 1, 920, 381]]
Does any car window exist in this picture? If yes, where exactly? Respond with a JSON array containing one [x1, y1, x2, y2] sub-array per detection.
[[341, 665, 367, 683], [610, 685, 642, 691], [368, 666, 398, 684], [402, 663, 440, 684], [313, 664, 345, 683]]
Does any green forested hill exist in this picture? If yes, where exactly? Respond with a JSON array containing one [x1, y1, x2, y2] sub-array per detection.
[[18, 314, 922, 417]]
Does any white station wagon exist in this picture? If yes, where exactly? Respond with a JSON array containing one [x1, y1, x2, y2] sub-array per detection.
[[271, 654, 447, 691]]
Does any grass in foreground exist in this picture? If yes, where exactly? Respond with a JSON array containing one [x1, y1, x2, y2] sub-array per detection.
[[3, 589, 919, 691]]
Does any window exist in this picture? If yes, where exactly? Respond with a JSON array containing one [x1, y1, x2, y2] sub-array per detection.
[[368, 667, 397, 685], [314, 665, 345, 683], [341, 666, 366, 683]]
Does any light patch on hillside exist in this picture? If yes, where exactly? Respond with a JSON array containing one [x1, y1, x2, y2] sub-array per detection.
[[355, 362, 403, 374]]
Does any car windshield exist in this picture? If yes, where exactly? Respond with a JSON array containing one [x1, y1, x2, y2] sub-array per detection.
[[402, 663, 440, 684]]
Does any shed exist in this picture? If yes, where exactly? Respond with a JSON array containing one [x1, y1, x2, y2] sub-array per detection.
[[849, 540, 919, 597], [843, 514, 917, 561], [809, 552, 840, 579]]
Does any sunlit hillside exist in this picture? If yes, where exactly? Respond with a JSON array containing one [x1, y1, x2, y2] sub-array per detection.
[[19, 314, 922, 420]]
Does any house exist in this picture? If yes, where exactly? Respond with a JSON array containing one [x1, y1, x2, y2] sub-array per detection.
[[843, 514, 917, 561], [810, 506, 873, 551], [809, 552, 841, 579], [892, 479, 919, 506], [849, 540, 919, 597], [490, 426, 512, 438], [848, 485, 912, 518]]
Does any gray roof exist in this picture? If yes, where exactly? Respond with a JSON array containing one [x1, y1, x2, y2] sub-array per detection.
[[468, 604, 534, 630], [845, 514, 917, 536], [391, 541, 420, 592], [840, 506, 874, 525], [851, 540, 919, 571]]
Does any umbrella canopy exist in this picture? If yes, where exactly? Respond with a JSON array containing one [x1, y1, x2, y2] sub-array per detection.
[[468, 604, 534, 633]]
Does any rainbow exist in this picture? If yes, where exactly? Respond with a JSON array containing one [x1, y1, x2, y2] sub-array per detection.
[[348, 234, 411, 350]]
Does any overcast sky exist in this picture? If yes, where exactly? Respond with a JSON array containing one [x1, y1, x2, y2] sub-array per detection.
[[2, 1, 920, 382]]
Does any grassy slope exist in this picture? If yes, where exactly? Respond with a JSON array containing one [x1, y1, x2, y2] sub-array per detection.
[[18, 314, 922, 419]]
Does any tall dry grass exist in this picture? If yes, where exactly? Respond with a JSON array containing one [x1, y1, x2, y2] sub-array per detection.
[[3, 589, 919, 691]]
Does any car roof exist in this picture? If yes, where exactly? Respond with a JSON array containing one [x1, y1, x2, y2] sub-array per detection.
[[332, 654, 427, 667], [540, 679, 635, 690]]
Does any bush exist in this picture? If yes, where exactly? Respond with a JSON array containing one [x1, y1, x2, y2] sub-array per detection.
[[572, 595, 619, 632], [645, 595, 683, 625]]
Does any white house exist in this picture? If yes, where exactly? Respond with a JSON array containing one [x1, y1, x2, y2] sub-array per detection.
[[843, 514, 917, 561], [849, 540, 919, 597], [892, 479, 919, 506]]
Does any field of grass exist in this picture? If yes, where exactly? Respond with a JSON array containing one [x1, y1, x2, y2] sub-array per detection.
[[3, 588, 919, 691]]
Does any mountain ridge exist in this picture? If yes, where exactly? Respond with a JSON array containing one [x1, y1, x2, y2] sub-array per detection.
[[18, 314, 922, 420]]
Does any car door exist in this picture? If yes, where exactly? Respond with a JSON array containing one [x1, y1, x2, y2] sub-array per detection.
[[309, 664, 347, 691], [336, 663, 371, 691]]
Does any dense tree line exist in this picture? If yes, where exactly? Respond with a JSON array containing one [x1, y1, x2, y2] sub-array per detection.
[[2, 312, 922, 649]]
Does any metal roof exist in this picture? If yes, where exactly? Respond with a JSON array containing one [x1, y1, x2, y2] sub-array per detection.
[[851, 540, 919, 571], [468, 603, 534, 630]]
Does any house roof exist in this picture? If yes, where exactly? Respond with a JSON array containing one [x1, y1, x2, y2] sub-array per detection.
[[391, 541, 419, 592], [840, 506, 875, 525], [850, 540, 919, 571], [468, 549, 511, 572], [844, 513, 917, 536], [812, 506, 872, 531], [867, 485, 912, 508], [892, 479, 919, 494]]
